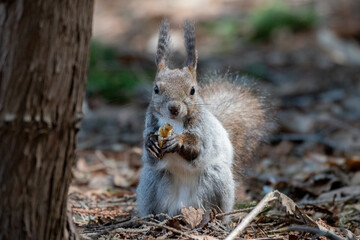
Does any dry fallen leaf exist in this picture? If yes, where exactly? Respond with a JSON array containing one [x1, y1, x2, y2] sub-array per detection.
[[274, 190, 317, 227], [181, 206, 204, 229]]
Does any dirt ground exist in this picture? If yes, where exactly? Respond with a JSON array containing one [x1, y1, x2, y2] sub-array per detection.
[[70, 0, 360, 239]]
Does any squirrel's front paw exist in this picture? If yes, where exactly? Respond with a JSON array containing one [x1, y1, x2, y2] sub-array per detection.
[[162, 134, 182, 153], [145, 134, 163, 160]]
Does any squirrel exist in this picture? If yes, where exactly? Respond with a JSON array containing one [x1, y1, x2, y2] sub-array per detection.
[[136, 19, 268, 218]]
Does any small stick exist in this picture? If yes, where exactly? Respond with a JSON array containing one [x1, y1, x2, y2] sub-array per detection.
[[250, 238, 283, 240], [209, 221, 227, 235], [298, 195, 355, 206], [284, 225, 346, 240], [256, 222, 269, 237], [113, 226, 152, 233], [85, 218, 135, 238], [85, 214, 164, 238], [138, 220, 197, 239], [251, 225, 257, 238], [225, 192, 277, 240], [216, 207, 254, 217]]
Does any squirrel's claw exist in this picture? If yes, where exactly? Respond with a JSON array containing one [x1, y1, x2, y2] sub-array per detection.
[[162, 135, 181, 153], [146, 146, 162, 160], [146, 134, 163, 159]]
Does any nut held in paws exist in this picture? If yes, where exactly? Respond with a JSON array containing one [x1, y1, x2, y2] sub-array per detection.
[[157, 123, 174, 148]]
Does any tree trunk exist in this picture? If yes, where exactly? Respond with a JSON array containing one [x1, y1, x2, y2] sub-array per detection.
[[0, 1, 94, 239]]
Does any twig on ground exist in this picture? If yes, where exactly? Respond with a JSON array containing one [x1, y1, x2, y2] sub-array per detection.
[[256, 222, 269, 237], [250, 238, 284, 240], [298, 196, 355, 206], [282, 225, 346, 240], [208, 222, 227, 235], [83, 213, 174, 238], [84, 218, 135, 238], [214, 221, 228, 232], [113, 226, 152, 233], [225, 191, 278, 240], [251, 225, 257, 238], [79, 201, 89, 210], [340, 228, 357, 240], [137, 220, 197, 239], [84, 215, 151, 238], [225, 190, 325, 240], [216, 207, 254, 218]]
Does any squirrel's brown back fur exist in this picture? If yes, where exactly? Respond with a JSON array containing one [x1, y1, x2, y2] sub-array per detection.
[[200, 76, 267, 175]]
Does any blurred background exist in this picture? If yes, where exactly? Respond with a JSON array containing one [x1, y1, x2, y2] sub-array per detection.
[[71, 0, 360, 235]]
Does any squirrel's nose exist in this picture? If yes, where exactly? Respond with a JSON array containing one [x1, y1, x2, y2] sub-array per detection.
[[168, 105, 179, 116]]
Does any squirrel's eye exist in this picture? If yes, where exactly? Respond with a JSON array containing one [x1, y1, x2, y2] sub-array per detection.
[[190, 87, 195, 95], [154, 85, 159, 94]]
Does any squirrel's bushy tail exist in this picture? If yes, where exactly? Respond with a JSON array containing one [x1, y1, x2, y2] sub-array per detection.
[[200, 74, 268, 175]]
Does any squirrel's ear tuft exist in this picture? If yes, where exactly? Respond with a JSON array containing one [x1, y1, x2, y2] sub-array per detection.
[[155, 19, 170, 70], [184, 20, 197, 70]]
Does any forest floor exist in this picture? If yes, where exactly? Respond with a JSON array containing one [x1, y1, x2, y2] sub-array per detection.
[[69, 1, 360, 239]]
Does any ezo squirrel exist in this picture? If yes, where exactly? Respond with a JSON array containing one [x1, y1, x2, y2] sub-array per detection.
[[136, 19, 268, 218]]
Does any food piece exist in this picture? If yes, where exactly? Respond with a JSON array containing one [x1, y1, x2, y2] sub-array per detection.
[[158, 123, 174, 148]]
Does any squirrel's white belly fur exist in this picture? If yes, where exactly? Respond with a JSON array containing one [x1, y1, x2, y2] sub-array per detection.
[[159, 161, 202, 216]]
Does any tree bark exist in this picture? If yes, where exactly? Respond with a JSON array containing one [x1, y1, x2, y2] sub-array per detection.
[[0, 1, 94, 239]]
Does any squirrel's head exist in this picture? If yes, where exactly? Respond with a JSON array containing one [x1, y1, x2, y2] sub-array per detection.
[[151, 19, 199, 122]]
